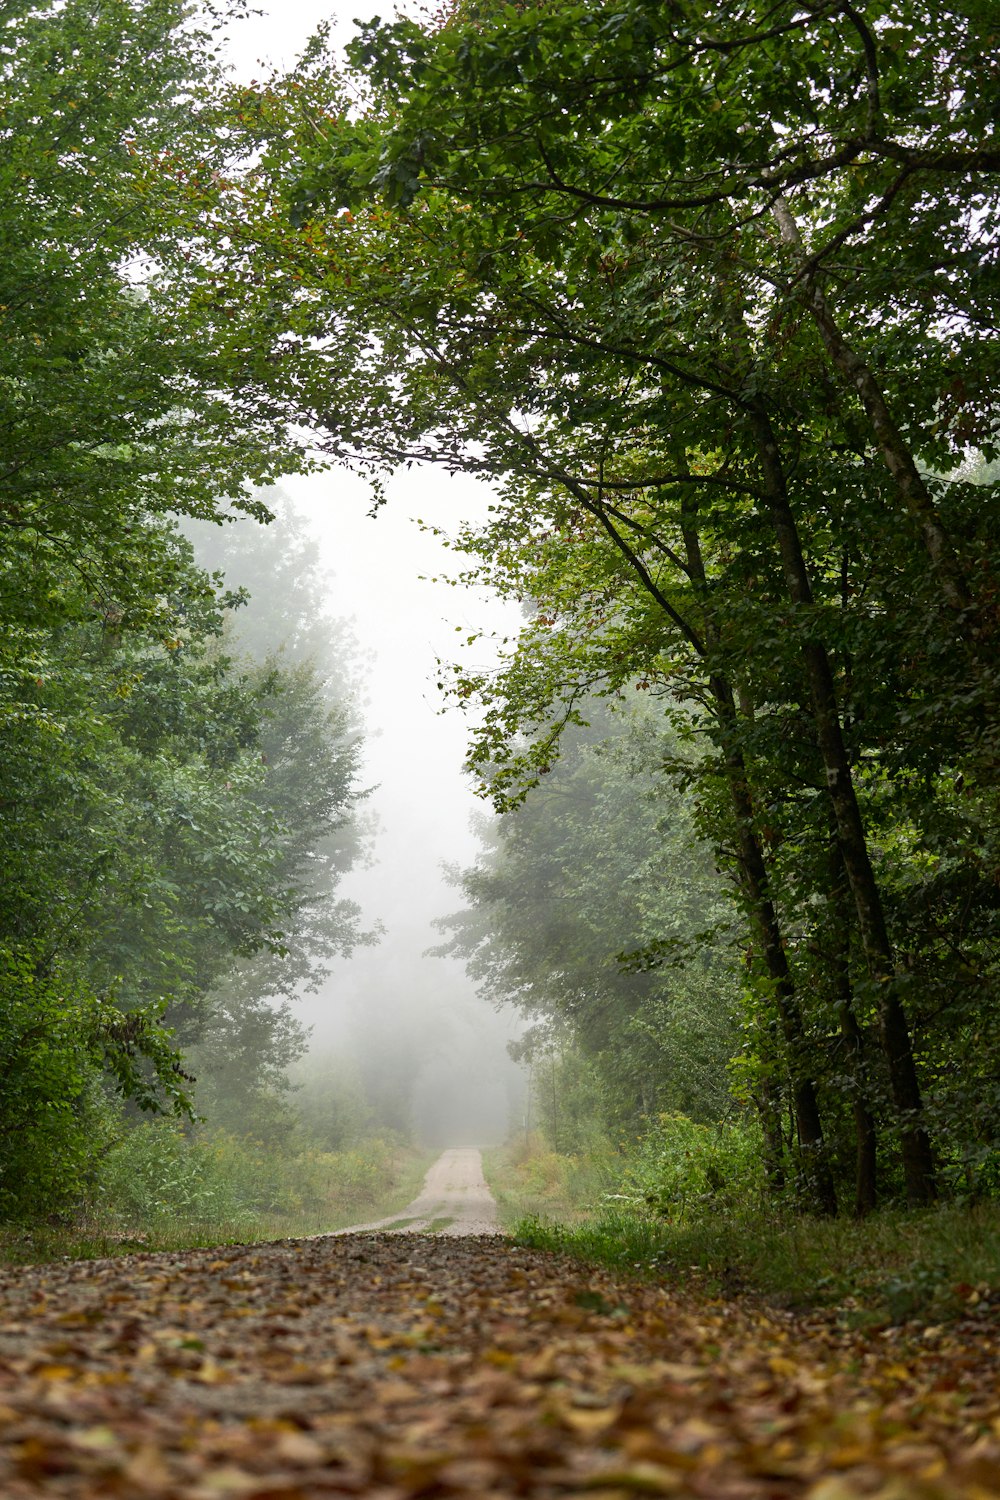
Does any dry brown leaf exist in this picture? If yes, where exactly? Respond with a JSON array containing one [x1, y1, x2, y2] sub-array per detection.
[[0, 1234, 994, 1500]]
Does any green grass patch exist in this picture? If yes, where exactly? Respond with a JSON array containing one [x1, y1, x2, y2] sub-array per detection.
[[513, 1200, 1000, 1325], [0, 1132, 437, 1266], [482, 1134, 619, 1227], [427, 1217, 455, 1233]]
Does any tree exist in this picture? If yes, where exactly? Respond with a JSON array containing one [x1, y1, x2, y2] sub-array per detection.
[[0, 0, 378, 1215], [436, 699, 741, 1135], [0, 0, 317, 642], [180, 496, 377, 1139], [0, 534, 267, 1214], [0, 511, 376, 1211], [207, 0, 999, 1206]]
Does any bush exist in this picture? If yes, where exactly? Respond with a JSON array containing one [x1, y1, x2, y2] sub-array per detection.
[[98, 1122, 280, 1225], [0, 1075, 117, 1223], [620, 1111, 766, 1221], [94, 1120, 409, 1231], [483, 1132, 621, 1225], [320, 1136, 398, 1205], [0, 955, 130, 1222]]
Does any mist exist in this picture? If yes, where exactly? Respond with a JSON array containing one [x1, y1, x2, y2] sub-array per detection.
[[159, 0, 530, 1156], [186, 466, 525, 1150]]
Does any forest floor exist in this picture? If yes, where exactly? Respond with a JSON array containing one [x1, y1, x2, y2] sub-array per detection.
[[1, 1223, 999, 1499]]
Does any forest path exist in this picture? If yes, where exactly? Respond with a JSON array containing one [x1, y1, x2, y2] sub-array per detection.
[[335, 1147, 498, 1236], [0, 1231, 997, 1498]]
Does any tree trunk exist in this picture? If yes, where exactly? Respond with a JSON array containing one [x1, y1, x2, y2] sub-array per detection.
[[843, 1005, 879, 1218], [749, 406, 937, 1205], [757, 1076, 787, 1194], [681, 501, 838, 1215], [827, 833, 878, 1217]]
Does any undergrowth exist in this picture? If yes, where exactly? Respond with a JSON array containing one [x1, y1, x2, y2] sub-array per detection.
[[513, 1198, 1000, 1326], [482, 1132, 619, 1226], [498, 1117, 1000, 1325], [512, 1194, 1000, 1326], [0, 1124, 436, 1265]]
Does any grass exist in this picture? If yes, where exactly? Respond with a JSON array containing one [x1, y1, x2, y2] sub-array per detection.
[[512, 1199, 1000, 1326], [482, 1134, 619, 1227], [0, 1143, 437, 1266], [487, 1128, 1000, 1325]]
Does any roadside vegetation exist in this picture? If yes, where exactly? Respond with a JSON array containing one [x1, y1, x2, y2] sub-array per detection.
[[0, 1129, 434, 1265], [249, 0, 1000, 1224], [483, 1136, 619, 1227], [483, 1125, 1000, 1328], [5, 0, 1000, 1325], [515, 1199, 1000, 1328]]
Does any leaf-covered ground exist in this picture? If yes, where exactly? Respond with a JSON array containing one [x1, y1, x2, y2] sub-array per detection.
[[0, 1233, 997, 1499]]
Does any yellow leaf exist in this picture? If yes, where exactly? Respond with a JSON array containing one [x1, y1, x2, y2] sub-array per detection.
[[33, 1363, 77, 1381], [483, 1348, 517, 1368], [656, 1361, 707, 1383], [70, 1427, 119, 1451], [563, 1406, 620, 1435], [191, 1464, 261, 1494]]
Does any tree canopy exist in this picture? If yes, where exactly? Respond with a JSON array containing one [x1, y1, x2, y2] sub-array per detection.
[[0, 2, 371, 1217], [435, 697, 741, 1142], [212, 0, 1000, 1212], [4, 0, 998, 1221]]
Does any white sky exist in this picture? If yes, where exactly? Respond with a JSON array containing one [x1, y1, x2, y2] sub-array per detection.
[[222, 0, 387, 78], [219, 2, 525, 1115]]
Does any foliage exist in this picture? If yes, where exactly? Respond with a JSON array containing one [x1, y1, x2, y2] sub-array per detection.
[[0, 970, 119, 1221], [0, 1139, 435, 1264], [7, 0, 1000, 1231], [483, 1135, 621, 1227], [210, 0, 1000, 1213], [0, 504, 377, 1209], [172, 495, 377, 1143], [0, 0, 310, 1216], [1, 0, 374, 1231], [618, 1111, 766, 1222], [94, 1120, 409, 1228], [514, 1200, 1000, 1328], [0, 0, 312, 643], [437, 698, 742, 1135], [288, 1047, 375, 1152]]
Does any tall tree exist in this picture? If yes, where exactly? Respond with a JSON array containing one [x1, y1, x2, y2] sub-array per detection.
[[0, 1, 371, 1214], [194, 0, 999, 1204], [181, 496, 377, 1139], [436, 698, 741, 1133]]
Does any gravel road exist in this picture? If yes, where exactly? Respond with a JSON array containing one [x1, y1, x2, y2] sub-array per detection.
[[337, 1147, 500, 1236], [0, 1228, 994, 1497]]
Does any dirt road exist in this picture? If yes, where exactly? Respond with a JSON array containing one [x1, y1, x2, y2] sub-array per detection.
[[337, 1147, 499, 1236], [0, 1228, 997, 1498]]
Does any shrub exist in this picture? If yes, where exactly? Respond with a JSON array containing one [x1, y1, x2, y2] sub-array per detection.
[[621, 1111, 766, 1221], [94, 1121, 408, 1230]]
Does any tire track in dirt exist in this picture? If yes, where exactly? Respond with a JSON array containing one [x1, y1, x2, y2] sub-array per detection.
[[336, 1148, 499, 1237]]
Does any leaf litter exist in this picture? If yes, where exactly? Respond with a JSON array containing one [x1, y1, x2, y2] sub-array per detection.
[[0, 1232, 997, 1498]]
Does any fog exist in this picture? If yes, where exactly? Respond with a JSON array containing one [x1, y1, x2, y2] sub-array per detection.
[[190, 465, 525, 1148], [197, 0, 528, 1151]]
